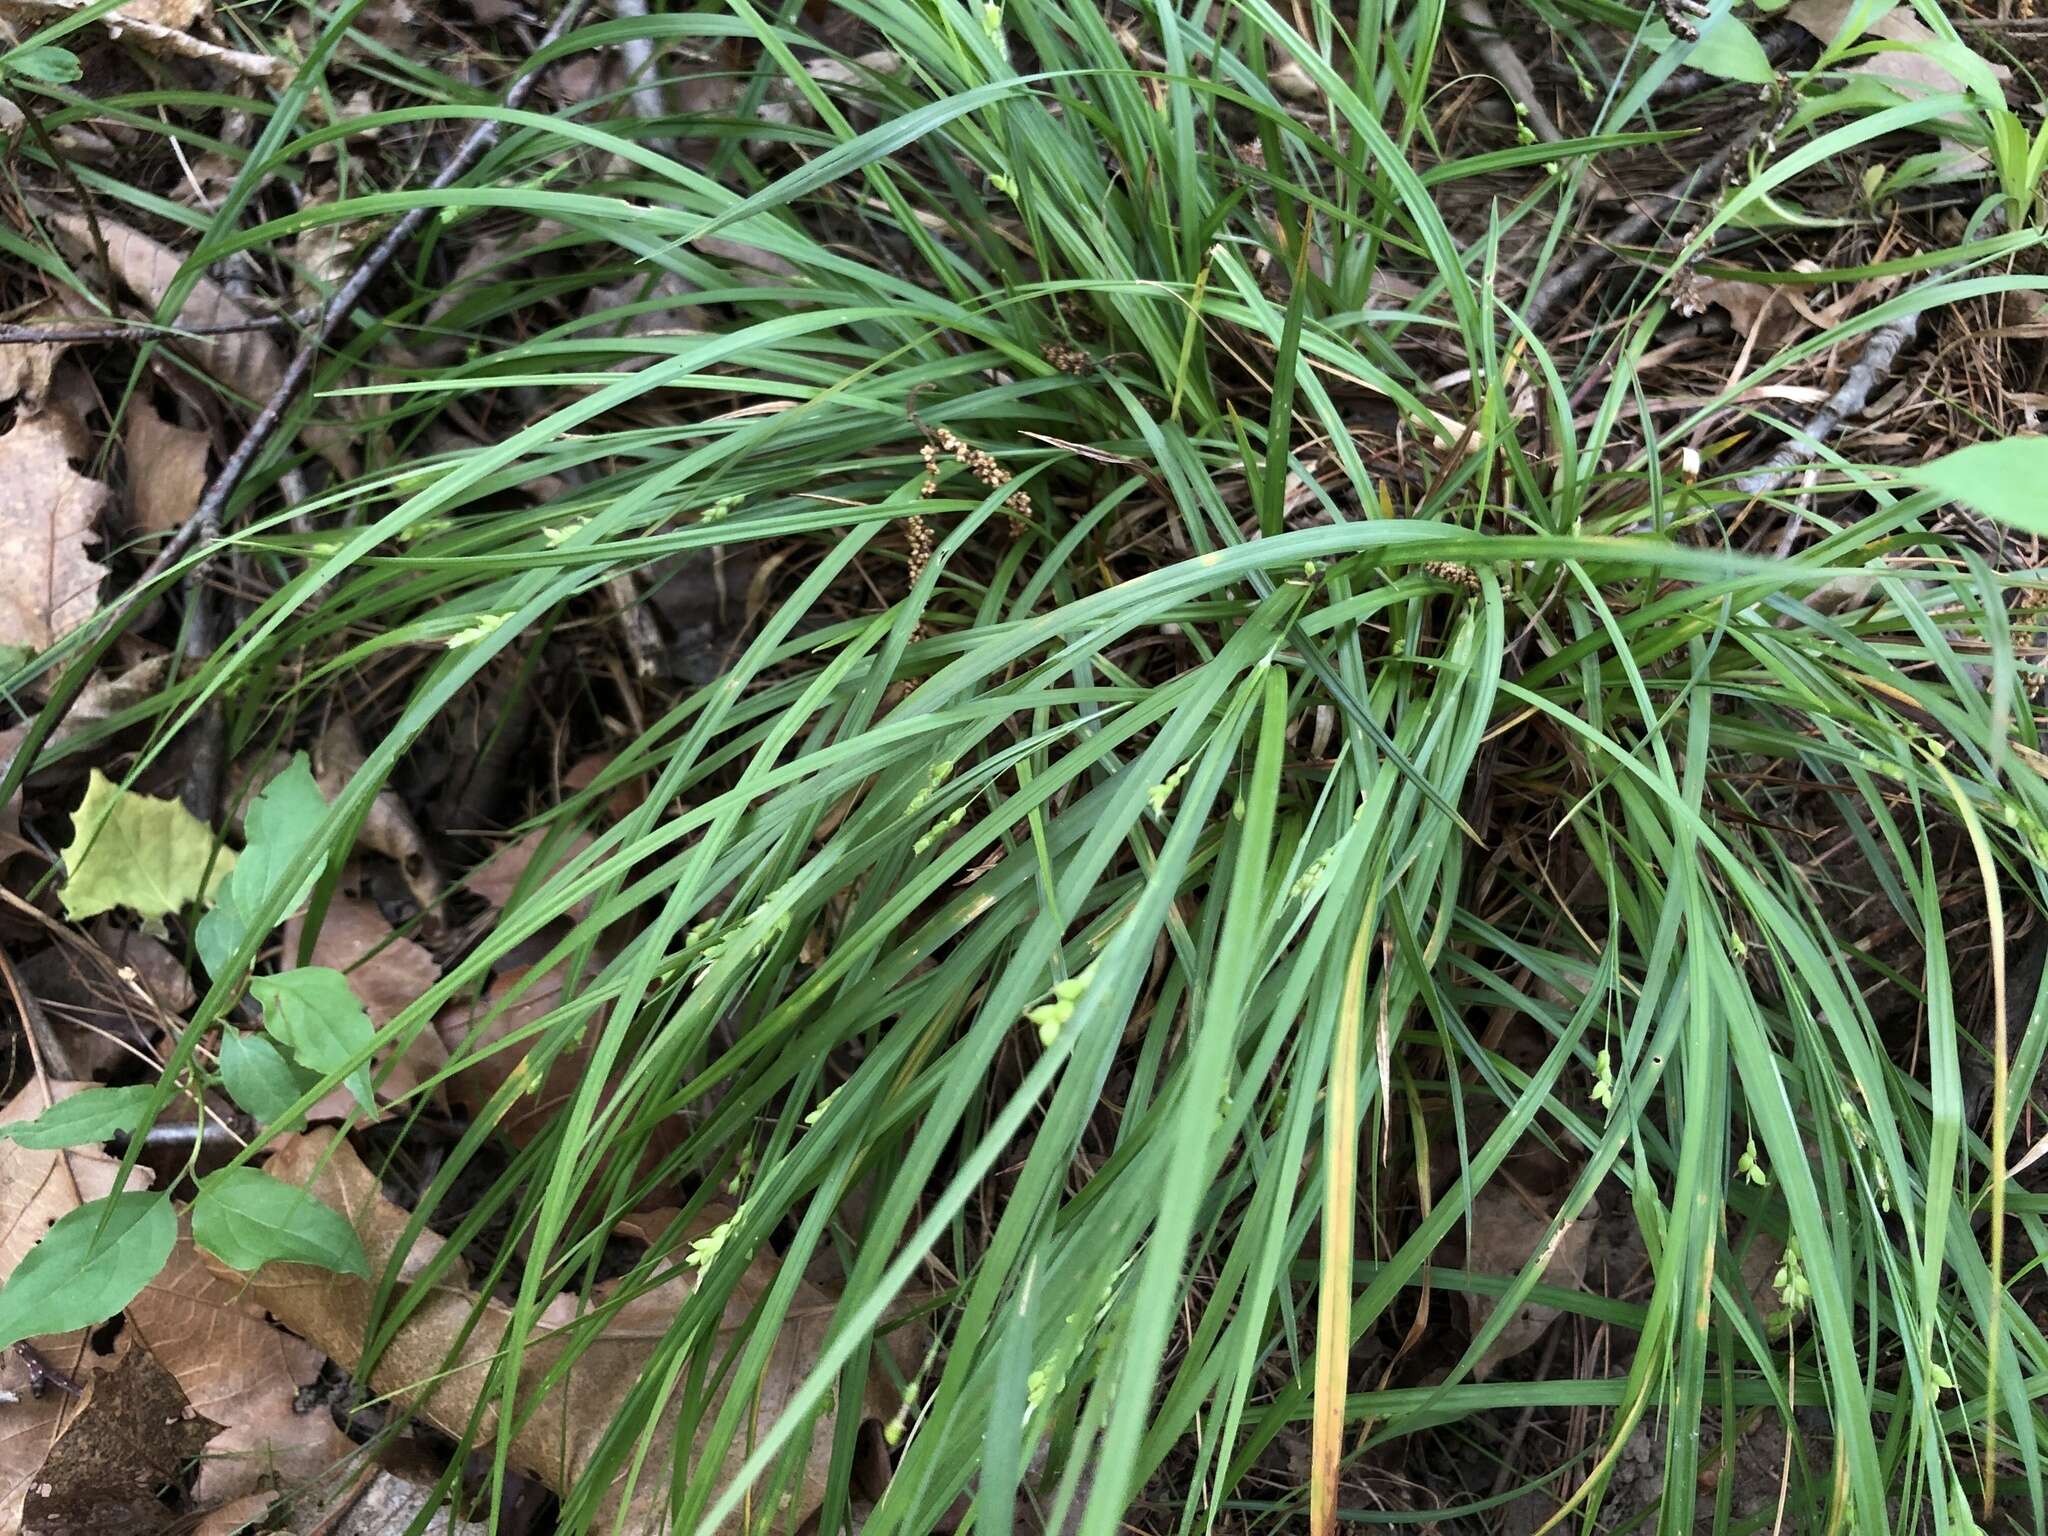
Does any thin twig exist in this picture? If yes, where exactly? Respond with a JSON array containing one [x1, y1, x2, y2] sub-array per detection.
[[1519, 132, 1749, 338], [0, 310, 305, 346], [609, 0, 671, 130], [1732, 308, 1922, 497], [1733, 211, 2008, 498], [1454, 0, 1565, 146]]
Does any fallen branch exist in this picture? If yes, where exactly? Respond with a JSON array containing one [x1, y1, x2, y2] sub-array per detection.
[[1734, 211, 2006, 498], [1453, 0, 1565, 146], [2, 0, 290, 80], [0, 311, 305, 347]]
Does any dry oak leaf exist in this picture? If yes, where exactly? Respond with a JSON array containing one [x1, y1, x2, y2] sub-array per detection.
[[0, 411, 109, 650], [312, 721, 442, 917], [432, 965, 690, 1182], [222, 1133, 894, 1535], [0, 1083, 155, 1536], [1464, 1182, 1598, 1380], [1785, 0, 2008, 98], [0, 305, 78, 414], [189, 1493, 274, 1536], [467, 827, 596, 918], [124, 1233, 356, 1506], [125, 399, 210, 534]]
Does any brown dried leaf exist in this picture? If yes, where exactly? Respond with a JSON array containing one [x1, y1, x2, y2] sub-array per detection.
[[1784, 0, 2007, 96], [95, 919, 197, 1016], [312, 722, 442, 915], [434, 965, 607, 1148], [467, 828, 594, 917], [225, 1133, 889, 1535], [121, 0, 206, 27], [46, 216, 345, 474], [189, 1493, 274, 1536], [0, 1084, 154, 1535], [126, 399, 210, 533], [21, 1341, 219, 1535], [125, 1234, 356, 1505], [1464, 1183, 1597, 1379], [1687, 277, 1790, 342], [0, 411, 109, 650], [0, 306, 77, 413]]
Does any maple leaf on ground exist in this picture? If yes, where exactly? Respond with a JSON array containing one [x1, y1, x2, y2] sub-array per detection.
[[0, 1083, 154, 1536], [0, 410, 109, 651], [58, 769, 232, 926]]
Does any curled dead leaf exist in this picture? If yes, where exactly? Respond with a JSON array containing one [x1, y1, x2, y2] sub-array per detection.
[[467, 827, 595, 918], [0, 304, 79, 413], [126, 399, 210, 534], [313, 721, 443, 917]]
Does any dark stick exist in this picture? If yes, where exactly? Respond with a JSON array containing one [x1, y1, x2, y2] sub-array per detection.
[[0, 311, 307, 346], [1, 0, 594, 803], [168, 0, 594, 560]]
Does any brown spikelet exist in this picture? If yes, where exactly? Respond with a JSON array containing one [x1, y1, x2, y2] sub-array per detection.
[[1042, 341, 1091, 375], [1424, 560, 1480, 593]]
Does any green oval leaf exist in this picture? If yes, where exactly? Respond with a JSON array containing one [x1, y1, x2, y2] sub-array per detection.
[[1902, 436, 2048, 529], [192, 1168, 367, 1275], [0, 1193, 174, 1350], [195, 754, 328, 979], [249, 967, 374, 1111], [217, 1028, 318, 1129], [0, 1086, 155, 1149], [9, 45, 82, 84]]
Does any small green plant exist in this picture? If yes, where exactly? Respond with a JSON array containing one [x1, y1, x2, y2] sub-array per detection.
[[0, 758, 370, 1352], [1983, 106, 2048, 231]]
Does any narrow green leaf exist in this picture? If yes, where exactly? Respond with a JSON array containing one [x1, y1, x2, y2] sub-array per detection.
[[0, 1193, 174, 1350], [192, 1168, 368, 1276], [0, 1086, 154, 1149]]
